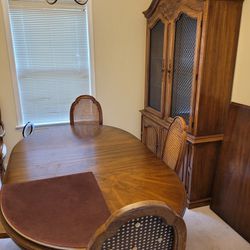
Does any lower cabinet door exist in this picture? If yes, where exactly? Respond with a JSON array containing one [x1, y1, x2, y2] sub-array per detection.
[[141, 117, 159, 155]]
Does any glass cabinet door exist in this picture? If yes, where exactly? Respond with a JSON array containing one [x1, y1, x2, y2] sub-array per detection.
[[170, 14, 198, 125], [147, 20, 165, 113]]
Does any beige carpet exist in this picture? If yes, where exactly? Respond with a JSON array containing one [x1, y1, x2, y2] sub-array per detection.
[[184, 206, 250, 250], [0, 206, 249, 249]]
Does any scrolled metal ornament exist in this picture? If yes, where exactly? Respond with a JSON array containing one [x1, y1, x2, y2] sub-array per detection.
[[46, 0, 88, 5]]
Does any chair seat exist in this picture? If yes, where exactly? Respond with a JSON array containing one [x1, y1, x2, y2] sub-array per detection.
[[1, 172, 110, 249]]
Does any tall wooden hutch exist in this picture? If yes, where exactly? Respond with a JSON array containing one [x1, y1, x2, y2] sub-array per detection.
[[140, 0, 243, 208]]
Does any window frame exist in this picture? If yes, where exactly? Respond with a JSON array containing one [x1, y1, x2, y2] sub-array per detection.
[[1, 0, 96, 128]]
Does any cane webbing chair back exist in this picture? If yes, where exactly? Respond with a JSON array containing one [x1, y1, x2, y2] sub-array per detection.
[[88, 201, 186, 250], [162, 117, 187, 173], [70, 95, 103, 125]]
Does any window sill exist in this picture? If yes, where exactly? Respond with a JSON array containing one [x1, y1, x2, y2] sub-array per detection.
[[16, 121, 70, 130]]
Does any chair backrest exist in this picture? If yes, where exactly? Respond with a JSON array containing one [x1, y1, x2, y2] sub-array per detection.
[[162, 117, 187, 173], [88, 200, 186, 250], [0, 143, 7, 181], [70, 95, 103, 125], [0, 110, 6, 181], [0, 143, 3, 181], [0, 109, 5, 138], [22, 122, 35, 138]]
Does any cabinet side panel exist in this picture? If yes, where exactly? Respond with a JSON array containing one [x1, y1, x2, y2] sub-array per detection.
[[187, 141, 221, 207], [211, 103, 250, 242], [196, 0, 243, 136]]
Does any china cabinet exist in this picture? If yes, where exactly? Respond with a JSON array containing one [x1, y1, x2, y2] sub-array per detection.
[[141, 0, 243, 208]]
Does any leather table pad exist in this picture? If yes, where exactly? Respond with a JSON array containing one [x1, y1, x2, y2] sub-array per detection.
[[1, 172, 110, 248]]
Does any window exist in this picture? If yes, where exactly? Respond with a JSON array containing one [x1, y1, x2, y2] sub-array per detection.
[[7, 0, 94, 125]]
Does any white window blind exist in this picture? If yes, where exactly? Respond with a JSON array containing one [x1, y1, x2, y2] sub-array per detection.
[[8, 0, 92, 125]]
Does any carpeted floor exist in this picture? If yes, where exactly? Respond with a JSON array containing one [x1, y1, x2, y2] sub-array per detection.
[[0, 206, 249, 249], [184, 206, 250, 250]]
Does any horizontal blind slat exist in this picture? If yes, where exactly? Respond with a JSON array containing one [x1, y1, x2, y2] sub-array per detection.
[[9, 0, 91, 124]]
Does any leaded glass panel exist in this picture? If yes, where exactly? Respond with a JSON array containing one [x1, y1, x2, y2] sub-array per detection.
[[171, 14, 197, 124], [148, 20, 165, 112]]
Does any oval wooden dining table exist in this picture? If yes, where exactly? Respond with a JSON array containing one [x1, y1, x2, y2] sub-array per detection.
[[1, 124, 187, 249]]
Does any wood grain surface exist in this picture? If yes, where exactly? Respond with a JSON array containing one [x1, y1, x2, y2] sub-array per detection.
[[1, 124, 187, 248], [141, 0, 243, 208], [211, 103, 250, 242]]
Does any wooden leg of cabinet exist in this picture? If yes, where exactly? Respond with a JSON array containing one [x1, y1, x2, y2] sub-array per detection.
[[187, 197, 211, 208]]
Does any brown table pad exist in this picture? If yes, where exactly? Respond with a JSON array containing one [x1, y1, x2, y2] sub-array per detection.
[[0, 172, 110, 249]]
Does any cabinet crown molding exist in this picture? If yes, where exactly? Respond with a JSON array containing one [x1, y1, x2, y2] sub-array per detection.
[[143, 0, 201, 19], [144, 0, 243, 20]]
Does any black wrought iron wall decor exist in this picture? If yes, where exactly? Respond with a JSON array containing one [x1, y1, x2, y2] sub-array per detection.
[[46, 0, 88, 5]]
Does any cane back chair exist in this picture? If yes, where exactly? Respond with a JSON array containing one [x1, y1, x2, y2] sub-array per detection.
[[162, 117, 187, 174], [88, 200, 186, 250], [70, 95, 103, 125]]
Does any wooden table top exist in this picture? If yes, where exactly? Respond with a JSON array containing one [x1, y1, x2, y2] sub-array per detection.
[[1, 124, 186, 247]]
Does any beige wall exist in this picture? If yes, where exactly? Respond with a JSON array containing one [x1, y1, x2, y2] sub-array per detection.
[[0, 2, 22, 158], [92, 0, 151, 136], [232, 0, 250, 106], [0, 0, 151, 158], [0, 0, 249, 160]]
